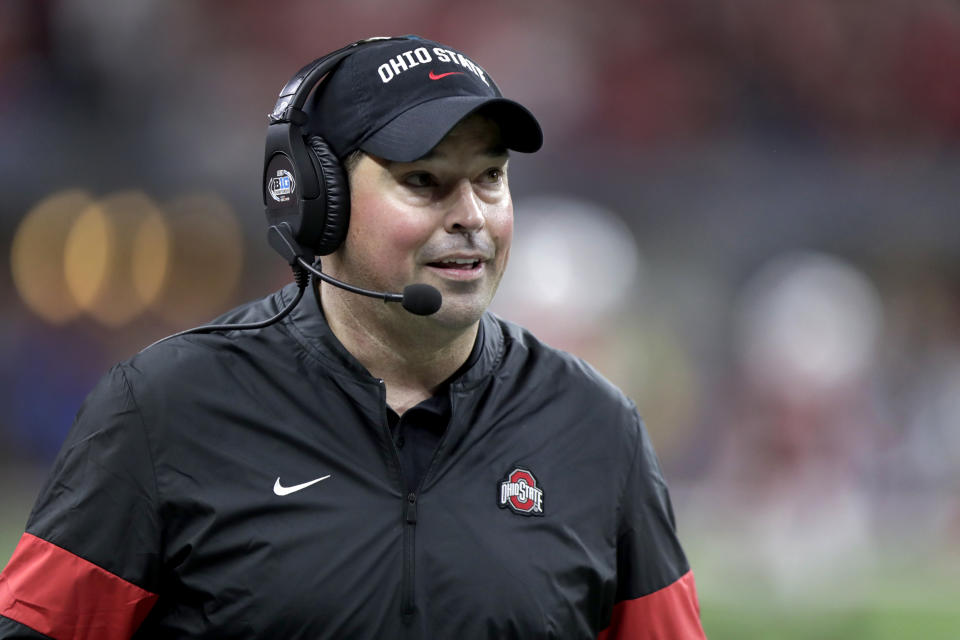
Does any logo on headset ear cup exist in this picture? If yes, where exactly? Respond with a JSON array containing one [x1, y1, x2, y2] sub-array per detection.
[[305, 135, 349, 255], [267, 169, 296, 202], [264, 153, 299, 209]]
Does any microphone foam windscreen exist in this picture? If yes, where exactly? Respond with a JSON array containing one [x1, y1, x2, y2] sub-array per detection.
[[401, 284, 442, 315]]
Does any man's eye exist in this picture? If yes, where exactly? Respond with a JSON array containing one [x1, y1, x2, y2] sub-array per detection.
[[404, 172, 436, 188], [483, 168, 504, 183]]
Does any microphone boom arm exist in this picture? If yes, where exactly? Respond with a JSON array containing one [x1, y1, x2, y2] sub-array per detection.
[[297, 257, 403, 303], [268, 223, 441, 315]]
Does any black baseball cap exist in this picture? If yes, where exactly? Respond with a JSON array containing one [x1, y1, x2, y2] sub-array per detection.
[[304, 36, 543, 162]]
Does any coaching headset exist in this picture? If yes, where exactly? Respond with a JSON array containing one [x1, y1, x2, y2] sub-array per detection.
[[263, 37, 408, 260]]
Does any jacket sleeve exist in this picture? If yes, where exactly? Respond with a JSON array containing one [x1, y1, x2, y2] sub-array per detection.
[[597, 413, 706, 640], [0, 365, 161, 640]]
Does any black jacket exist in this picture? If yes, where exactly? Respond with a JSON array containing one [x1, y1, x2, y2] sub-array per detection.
[[0, 284, 704, 639]]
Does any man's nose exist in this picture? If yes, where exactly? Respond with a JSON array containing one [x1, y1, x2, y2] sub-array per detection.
[[444, 180, 485, 233]]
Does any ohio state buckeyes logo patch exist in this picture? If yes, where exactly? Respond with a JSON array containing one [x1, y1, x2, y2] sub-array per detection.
[[498, 467, 544, 516]]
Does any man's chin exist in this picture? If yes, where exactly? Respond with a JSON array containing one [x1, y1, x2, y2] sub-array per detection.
[[422, 295, 489, 331]]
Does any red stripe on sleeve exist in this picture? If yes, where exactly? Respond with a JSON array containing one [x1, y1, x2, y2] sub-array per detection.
[[0, 532, 158, 640], [598, 570, 705, 640]]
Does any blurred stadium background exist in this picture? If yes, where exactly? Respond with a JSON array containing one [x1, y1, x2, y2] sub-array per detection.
[[2, 2, 959, 637]]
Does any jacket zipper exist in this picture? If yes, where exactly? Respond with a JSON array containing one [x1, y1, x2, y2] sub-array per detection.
[[378, 380, 419, 621], [403, 491, 418, 619], [400, 385, 460, 620]]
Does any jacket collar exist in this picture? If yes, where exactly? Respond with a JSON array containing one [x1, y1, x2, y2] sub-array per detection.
[[278, 281, 504, 387]]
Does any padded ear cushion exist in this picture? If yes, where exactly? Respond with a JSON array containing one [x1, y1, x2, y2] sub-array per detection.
[[306, 135, 350, 255]]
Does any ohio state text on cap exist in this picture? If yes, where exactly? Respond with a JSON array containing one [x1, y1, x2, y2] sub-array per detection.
[[305, 36, 543, 162]]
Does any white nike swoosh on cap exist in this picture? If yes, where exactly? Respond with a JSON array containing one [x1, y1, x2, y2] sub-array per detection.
[[273, 475, 331, 496]]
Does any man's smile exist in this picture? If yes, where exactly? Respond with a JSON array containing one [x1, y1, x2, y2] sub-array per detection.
[[425, 258, 486, 280]]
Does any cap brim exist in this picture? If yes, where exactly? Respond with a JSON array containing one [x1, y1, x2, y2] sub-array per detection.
[[359, 96, 543, 162]]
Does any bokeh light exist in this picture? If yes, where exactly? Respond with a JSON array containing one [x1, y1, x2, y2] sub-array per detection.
[[131, 207, 172, 307], [62, 200, 110, 311], [11, 190, 243, 328], [494, 195, 641, 335], [735, 251, 884, 400], [149, 192, 244, 326], [10, 190, 94, 324], [63, 190, 169, 327]]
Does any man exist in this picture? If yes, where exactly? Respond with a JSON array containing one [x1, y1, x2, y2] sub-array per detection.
[[0, 36, 705, 639]]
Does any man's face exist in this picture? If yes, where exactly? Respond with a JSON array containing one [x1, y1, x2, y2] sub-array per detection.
[[331, 114, 512, 329]]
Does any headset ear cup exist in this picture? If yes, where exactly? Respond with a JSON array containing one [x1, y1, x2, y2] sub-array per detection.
[[306, 135, 349, 255]]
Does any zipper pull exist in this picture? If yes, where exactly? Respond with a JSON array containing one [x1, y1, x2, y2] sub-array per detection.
[[405, 492, 418, 524]]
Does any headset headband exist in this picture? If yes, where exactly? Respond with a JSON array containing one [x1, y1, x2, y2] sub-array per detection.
[[268, 36, 415, 126]]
